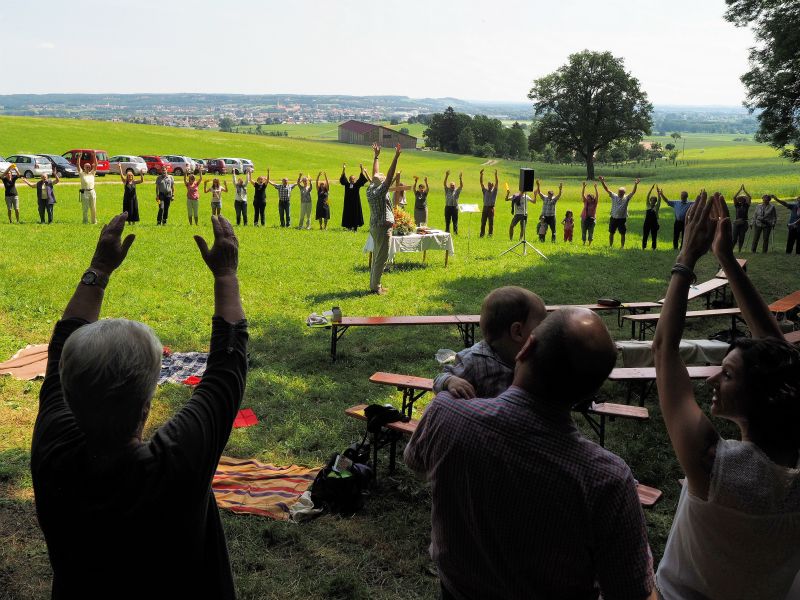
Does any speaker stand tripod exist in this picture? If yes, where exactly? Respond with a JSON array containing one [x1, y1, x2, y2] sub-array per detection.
[[500, 198, 548, 259]]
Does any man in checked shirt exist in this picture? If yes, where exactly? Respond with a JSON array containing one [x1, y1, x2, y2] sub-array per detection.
[[407, 307, 655, 600]]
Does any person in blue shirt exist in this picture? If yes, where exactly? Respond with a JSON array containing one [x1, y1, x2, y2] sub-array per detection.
[[774, 196, 800, 255], [658, 189, 694, 249]]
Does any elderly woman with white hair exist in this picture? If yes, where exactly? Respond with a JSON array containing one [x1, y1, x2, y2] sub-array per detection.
[[30, 212, 247, 599], [366, 142, 402, 295]]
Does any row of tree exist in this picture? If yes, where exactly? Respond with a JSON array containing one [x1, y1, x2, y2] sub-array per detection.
[[423, 108, 529, 159]]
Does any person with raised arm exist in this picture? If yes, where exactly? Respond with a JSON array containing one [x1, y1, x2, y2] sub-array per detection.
[[731, 184, 752, 252], [116, 164, 142, 224], [154, 165, 175, 226], [3, 164, 26, 224], [250, 172, 267, 227], [412, 175, 429, 226], [315, 171, 330, 230], [599, 176, 639, 248], [535, 179, 562, 243], [659, 187, 694, 249], [184, 170, 203, 226], [479, 168, 499, 237], [30, 213, 247, 599], [580, 181, 599, 245], [297, 173, 314, 230], [265, 169, 297, 228], [23, 165, 60, 224], [366, 143, 401, 295], [641, 184, 660, 250], [204, 177, 228, 216], [443, 170, 463, 234], [78, 151, 98, 224], [652, 192, 800, 599], [773, 194, 800, 254], [231, 169, 250, 226], [750, 193, 778, 253], [505, 186, 535, 241], [339, 163, 367, 231]]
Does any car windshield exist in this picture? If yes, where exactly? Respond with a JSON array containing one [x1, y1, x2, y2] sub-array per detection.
[[48, 155, 72, 166], [96, 152, 109, 161]]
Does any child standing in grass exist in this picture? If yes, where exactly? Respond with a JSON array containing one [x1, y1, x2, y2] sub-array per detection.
[[204, 178, 227, 217], [537, 215, 548, 242], [562, 210, 574, 243]]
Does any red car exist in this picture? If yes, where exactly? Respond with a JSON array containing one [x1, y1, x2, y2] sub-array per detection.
[[62, 149, 111, 175], [204, 159, 227, 175], [140, 155, 174, 176]]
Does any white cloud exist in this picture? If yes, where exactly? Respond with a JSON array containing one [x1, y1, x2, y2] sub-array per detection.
[[38, 42, 55, 50]]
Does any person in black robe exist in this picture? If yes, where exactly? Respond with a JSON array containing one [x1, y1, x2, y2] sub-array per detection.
[[118, 165, 142, 223], [340, 163, 367, 231]]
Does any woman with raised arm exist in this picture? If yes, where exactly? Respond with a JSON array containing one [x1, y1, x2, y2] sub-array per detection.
[[297, 173, 313, 230], [641, 184, 660, 250], [117, 164, 142, 224], [204, 178, 228, 217], [340, 163, 367, 231], [652, 192, 800, 600], [251, 173, 267, 227], [731, 184, 751, 252], [184, 171, 203, 225], [23, 166, 60, 224], [3, 164, 25, 224], [232, 170, 249, 226], [579, 181, 599, 245], [413, 175, 429, 226], [315, 171, 330, 230]]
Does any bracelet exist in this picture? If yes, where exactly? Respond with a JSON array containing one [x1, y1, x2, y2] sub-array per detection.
[[671, 262, 697, 284]]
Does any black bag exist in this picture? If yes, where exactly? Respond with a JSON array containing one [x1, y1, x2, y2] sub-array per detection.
[[310, 451, 374, 515], [597, 298, 622, 307], [363, 403, 408, 433]]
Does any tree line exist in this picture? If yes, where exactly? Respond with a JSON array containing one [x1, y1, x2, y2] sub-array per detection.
[[422, 108, 529, 160]]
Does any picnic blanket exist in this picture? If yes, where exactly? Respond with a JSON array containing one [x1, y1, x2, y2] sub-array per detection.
[[158, 352, 208, 385], [212, 457, 319, 521], [0, 344, 49, 380]]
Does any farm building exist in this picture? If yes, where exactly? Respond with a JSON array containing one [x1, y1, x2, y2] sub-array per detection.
[[337, 120, 417, 149]]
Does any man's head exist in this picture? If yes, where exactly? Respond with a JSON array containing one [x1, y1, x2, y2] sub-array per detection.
[[680, 191, 689, 201], [515, 308, 617, 406], [161, 166, 168, 176], [449, 181, 456, 190], [479, 287, 546, 361], [547, 190, 554, 198], [487, 182, 494, 191], [281, 177, 288, 185], [617, 187, 626, 197], [349, 174, 357, 184], [60, 319, 162, 444], [762, 194, 771, 204], [372, 173, 386, 186]]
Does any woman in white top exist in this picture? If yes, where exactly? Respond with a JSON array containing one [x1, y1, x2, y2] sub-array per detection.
[[653, 192, 800, 600], [203, 178, 227, 217], [78, 151, 98, 224], [232, 171, 250, 226]]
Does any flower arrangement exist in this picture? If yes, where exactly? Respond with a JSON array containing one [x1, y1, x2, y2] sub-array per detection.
[[392, 206, 415, 235]]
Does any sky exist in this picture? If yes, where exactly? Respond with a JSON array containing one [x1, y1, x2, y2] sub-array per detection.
[[0, 0, 757, 106]]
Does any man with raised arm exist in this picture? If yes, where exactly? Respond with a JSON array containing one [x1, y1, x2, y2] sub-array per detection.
[[659, 188, 694, 249], [78, 151, 98, 225], [366, 143, 402, 294], [535, 179, 563, 243], [443, 170, 463, 234], [155, 164, 175, 225], [599, 176, 639, 248], [407, 307, 655, 600], [31, 213, 247, 599], [267, 169, 298, 227], [773, 194, 800, 254], [479, 168, 499, 237]]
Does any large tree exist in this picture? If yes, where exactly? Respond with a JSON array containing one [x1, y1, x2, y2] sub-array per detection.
[[528, 50, 653, 179], [725, 0, 800, 161]]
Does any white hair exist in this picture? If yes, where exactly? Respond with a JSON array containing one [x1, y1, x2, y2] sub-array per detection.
[[60, 319, 162, 440]]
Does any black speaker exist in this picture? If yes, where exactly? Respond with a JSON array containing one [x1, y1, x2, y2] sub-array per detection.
[[519, 168, 535, 192]]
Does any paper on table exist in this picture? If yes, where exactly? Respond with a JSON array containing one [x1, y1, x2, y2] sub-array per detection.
[[459, 204, 480, 213]]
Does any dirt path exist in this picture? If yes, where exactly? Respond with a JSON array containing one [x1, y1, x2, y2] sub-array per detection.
[[481, 159, 499, 166]]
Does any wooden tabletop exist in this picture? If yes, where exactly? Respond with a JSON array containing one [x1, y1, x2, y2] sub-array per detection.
[[623, 308, 741, 323], [609, 365, 722, 380], [370, 372, 434, 391], [769, 291, 800, 313]]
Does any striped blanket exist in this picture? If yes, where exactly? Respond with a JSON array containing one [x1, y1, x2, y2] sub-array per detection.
[[212, 456, 319, 520]]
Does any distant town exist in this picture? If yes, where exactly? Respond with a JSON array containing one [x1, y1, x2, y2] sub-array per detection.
[[0, 93, 758, 135]]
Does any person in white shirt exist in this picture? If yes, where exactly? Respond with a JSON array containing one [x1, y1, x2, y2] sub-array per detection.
[[78, 152, 98, 225]]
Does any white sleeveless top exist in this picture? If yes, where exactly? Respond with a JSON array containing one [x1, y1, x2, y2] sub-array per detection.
[[657, 439, 800, 600]]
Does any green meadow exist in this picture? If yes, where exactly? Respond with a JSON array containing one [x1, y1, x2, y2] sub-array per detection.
[[1, 116, 799, 599]]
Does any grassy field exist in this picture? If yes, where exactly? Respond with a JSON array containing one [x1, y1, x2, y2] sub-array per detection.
[[1, 116, 799, 599]]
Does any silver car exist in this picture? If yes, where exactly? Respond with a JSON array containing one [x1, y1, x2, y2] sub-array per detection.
[[236, 158, 255, 173], [219, 157, 244, 174], [162, 155, 195, 176], [109, 155, 148, 176], [0, 155, 12, 175], [191, 158, 206, 174], [5, 154, 53, 178]]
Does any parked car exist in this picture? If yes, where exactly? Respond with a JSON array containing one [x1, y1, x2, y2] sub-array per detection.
[[62, 149, 111, 175], [139, 155, 173, 176], [204, 159, 227, 175], [161, 155, 195, 176], [0, 155, 12, 175], [37, 154, 80, 178], [219, 157, 244, 174], [236, 158, 255, 173], [108, 155, 148, 176], [6, 154, 55, 178], [191, 158, 207, 174]]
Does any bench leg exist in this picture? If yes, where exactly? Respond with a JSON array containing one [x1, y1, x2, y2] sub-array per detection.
[[331, 325, 337, 362], [369, 251, 373, 269], [445, 251, 449, 267], [388, 433, 398, 474]]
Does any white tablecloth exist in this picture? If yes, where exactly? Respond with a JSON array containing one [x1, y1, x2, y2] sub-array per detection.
[[616, 339, 730, 367], [363, 230, 454, 262]]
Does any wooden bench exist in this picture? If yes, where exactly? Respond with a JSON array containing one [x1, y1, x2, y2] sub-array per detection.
[[609, 365, 722, 406], [344, 402, 661, 507], [369, 371, 649, 448], [714, 258, 747, 279], [769, 290, 800, 316], [327, 315, 478, 361], [545, 302, 663, 327], [658, 278, 731, 309], [622, 308, 743, 340], [785, 330, 800, 345]]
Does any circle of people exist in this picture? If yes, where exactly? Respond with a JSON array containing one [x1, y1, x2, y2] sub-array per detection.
[[3, 155, 799, 256]]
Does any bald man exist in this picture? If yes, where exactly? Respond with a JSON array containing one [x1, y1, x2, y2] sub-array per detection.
[[406, 308, 655, 600]]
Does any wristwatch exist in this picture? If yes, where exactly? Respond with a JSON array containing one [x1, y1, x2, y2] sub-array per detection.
[[80, 269, 109, 290]]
